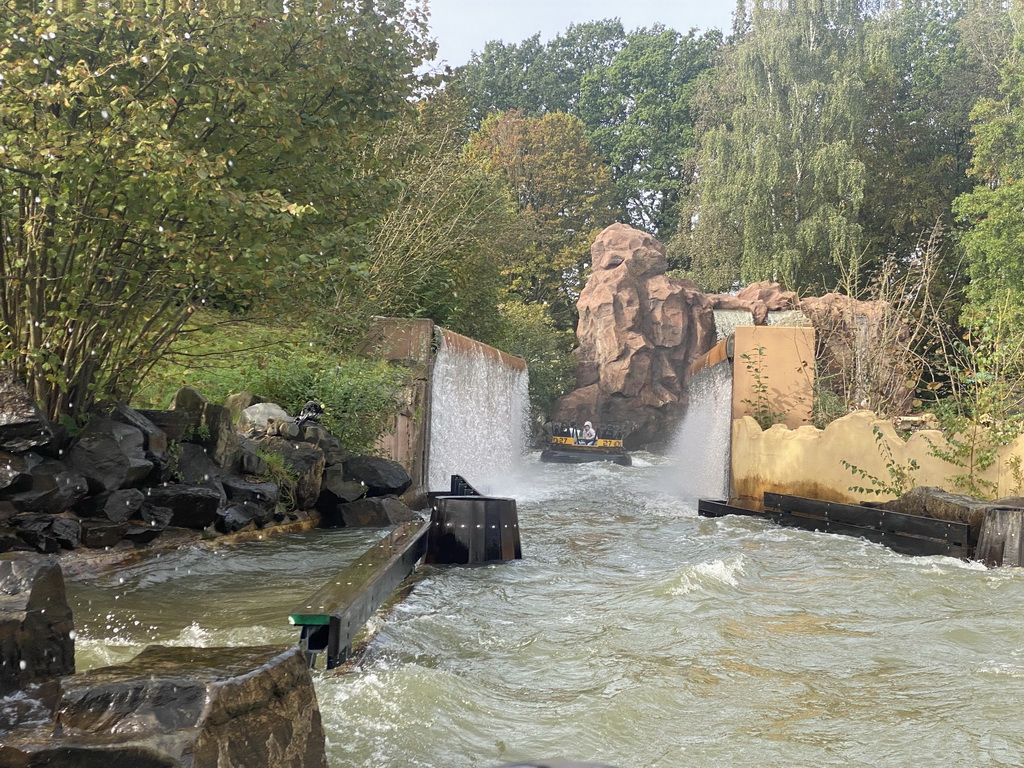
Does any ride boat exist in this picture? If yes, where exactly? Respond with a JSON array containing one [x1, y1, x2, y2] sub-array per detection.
[[540, 421, 632, 466]]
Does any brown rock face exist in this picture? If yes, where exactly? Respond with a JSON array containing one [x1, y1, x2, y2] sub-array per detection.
[[555, 224, 716, 446], [707, 280, 799, 325]]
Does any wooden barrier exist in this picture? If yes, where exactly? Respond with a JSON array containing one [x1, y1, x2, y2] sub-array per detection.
[[698, 494, 971, 559], [290, 520, 430, 669]]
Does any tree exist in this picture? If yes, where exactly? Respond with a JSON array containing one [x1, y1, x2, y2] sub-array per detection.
[[578, 26, 720, 237], [352, 94, 524, 343], [465, 110, 618, 329], [954, 5, 1024, 316], [0, 2, 430, 418], [684, 0, 868, 292]]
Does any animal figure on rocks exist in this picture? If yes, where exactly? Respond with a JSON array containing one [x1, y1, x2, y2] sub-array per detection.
[[294, 400, 324, 427]]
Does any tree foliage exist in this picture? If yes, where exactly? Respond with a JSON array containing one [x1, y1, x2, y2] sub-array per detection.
[[0, 1, 429, 418], [685, 0, 868, 292], [464, 110, 618, 330]]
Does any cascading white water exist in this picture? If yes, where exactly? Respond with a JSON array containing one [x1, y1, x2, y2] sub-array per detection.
[[712, 309, 753, 342], [767, 309, 809, 327], [426, 331, 530, 494], [665, 362, 733, 501]]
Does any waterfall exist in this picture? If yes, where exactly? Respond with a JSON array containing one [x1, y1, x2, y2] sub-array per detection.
[[665, 362, 733, 502], [427, 329, 530, 494], [712, 309, 753, 343]]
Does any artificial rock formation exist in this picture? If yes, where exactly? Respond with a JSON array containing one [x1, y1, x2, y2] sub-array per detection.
[[708, 280, 800, 325], [555, 223, 716, 446]]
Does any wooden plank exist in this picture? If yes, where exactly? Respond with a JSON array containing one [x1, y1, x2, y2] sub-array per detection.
[[699, 497, 969, 558], [764, 493, 970, 546], [697, 499, 765, 519], [765, 511, 970, 558], [290, 520, 429, 668]]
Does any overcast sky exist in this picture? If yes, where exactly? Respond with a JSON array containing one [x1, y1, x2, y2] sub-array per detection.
[[425, 0, 737, 68]]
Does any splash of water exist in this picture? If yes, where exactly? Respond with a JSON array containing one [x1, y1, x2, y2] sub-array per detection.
[[664, 362, 733, 502], [427, 332, 530, 494], [712, 309, 753, 343]]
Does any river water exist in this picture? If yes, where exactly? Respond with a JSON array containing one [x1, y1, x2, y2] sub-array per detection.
[[68, 453, 1024, 768]]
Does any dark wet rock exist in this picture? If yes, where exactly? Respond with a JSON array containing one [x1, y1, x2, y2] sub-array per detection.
[[67, 418, 153, 493], [11, 514, 80, 552], [80, 519, 129, 548], [221, 475, 279, 511], [0, 552, 75, 695], [143, 485, 222, 529], [0, 371, 53, 453], [139, 503, 173, 529], [135, 408, 191, 442], [123, 522, 165, 545], [0, 451, 41, 493], [203, 403, 240, 472], [172, 442, 221, 485], [0, 644, 328, 768], [305, 432, 350, 466], [0, 501, 17, 525], [75, 488, 145, 523], [343, 456, 411, 497], [2, 458, 88, 515], [93, 402, 168, 456], [216, 502, 266, 534], [49, 515, 81, 550], [253, 437, 325, 510], [330, 496, 419, 528], [317, 465, 366, 509], [237, 435, 269, 475], [33, 420, 71, 460]]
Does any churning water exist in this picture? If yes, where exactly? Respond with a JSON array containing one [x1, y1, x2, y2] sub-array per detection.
[[68, 454, 1024, 768]]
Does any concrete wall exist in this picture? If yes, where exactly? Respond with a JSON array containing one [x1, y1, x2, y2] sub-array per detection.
[[732, 326, 815, 429], [731, 410, 1024, 507]]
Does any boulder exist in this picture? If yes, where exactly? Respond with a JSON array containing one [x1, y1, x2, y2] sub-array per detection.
[[224, 391, 263, 423], [330, 496, 420, 528], [139, 503, 174, 529], [135, 409, 192, 442], [93, 402, 168, 455], [0, 371, 53, 453], [220, 475, 280, 511], [11, 513, 81, 552], [0, 451, 42, 493], [342, 456, 411, 497], [554, 223, 716, 446], [143, 485, 222, 529], [2, 457, 89, 515], [171, 442, 222, 486], [239, 402, 293, 433], [0, 644, 328, 768], [317, 465, 366, 510], [67, 418, 153, 493], [80, 519, 129, 549], [253, 437, 325, 510], [304, 431, 350, 466], [0, 552, 75, 695], [216, 501, 273, 533], [74, 488, 145, 523], [123, 522, 166, 545]]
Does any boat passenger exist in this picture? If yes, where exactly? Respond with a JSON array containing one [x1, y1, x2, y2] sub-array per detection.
[[579, 421, 597, 445]]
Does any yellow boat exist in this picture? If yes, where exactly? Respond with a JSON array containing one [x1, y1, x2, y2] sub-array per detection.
[[540, 421, 632, 466]]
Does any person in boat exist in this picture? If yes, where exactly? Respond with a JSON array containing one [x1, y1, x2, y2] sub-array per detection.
[[579, 421, 597, 445]]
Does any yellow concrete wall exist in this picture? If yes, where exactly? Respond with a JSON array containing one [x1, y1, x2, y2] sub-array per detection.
[[731, 410, 1024, 506], [732, 326, 815, 429]]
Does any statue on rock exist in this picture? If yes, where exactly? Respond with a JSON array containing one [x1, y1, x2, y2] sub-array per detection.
[[554, 223, 716, 447]]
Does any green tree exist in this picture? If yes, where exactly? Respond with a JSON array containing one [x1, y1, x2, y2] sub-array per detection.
[[465, 110, 618, 329], [685, 0, 868, 292], [578, 26, 720, 237], [0, 2, 429, 418], [353, 94, 523, 342], [954, 5, 1024, 314]]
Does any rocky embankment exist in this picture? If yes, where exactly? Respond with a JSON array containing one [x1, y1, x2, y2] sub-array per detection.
[[0, 372, 420, 563]]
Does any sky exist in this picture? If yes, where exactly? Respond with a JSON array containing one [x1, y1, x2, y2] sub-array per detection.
[[425, 0, 737, 68]]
